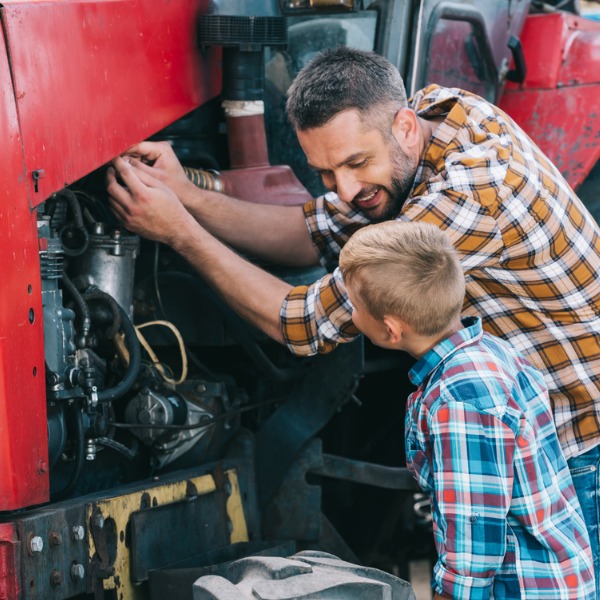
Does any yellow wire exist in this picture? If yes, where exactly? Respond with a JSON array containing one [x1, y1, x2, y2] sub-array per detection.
[[134, 320, 188, 385]]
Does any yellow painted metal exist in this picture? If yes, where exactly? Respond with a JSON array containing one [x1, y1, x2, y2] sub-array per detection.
[[225, 470, 249, 543], [86, 469, 248, 600]]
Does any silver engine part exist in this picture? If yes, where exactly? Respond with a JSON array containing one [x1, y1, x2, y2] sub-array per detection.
[[124, 385, 214, 469], [71, 223, 139, 317]]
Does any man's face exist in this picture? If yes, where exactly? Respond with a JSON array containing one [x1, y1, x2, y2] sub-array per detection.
[[297, 109, 418, 221]]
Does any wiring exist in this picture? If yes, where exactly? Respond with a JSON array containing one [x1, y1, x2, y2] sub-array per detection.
[[135, 320, 188, 385]]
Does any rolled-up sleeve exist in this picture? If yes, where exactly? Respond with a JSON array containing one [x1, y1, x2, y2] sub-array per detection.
[[280, 267, 359, 356]]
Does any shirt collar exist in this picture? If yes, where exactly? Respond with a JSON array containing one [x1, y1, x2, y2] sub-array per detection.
[[408, 316, 483, 386]]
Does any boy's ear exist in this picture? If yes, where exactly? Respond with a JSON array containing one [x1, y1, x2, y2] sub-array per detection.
[[383, 315, 404, 344]]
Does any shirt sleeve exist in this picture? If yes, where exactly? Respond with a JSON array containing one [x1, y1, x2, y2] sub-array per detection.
[[427, 399, 516, 600], [280, 267, 359, 356]]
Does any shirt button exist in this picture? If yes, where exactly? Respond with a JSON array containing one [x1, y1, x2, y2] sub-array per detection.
[[469, 515, 478, 524]]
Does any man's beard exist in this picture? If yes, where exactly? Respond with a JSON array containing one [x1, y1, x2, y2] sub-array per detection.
[[353, 139, 417, 222]]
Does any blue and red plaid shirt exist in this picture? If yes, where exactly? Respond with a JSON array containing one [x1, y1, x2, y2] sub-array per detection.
[[406, 316, 594, 599]]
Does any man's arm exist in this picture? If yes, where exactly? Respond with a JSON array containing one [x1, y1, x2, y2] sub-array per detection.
[[121, 142, 320, 267], [107, 157, 292, 343]]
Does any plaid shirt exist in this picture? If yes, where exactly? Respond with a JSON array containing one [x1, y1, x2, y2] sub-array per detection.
[[406, 316, 594, 600], [281, 85, 600, 460]]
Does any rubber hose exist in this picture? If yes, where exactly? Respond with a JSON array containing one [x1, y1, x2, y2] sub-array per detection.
[[95, 303, 141, 402]]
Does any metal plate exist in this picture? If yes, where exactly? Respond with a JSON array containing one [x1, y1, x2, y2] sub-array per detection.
[[0, 19, 48, 511]]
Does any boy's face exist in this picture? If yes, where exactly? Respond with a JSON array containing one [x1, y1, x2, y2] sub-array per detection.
[[346, 281, 394, 349]]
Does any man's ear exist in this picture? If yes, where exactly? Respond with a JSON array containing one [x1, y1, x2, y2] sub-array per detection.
[[383, 315, 404, 345], [391, 108, 419, 149]]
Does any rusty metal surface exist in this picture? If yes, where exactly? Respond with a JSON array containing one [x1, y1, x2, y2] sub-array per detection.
[[2, 461, 253, 600]]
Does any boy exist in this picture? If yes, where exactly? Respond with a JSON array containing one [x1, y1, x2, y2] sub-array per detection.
[[339, 221, 595, 600]]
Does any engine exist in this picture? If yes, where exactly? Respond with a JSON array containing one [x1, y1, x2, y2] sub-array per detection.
[[39, 188, 245, 499]]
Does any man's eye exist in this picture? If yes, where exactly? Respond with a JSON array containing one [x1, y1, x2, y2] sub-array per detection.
[[349, 160, 368, 169]]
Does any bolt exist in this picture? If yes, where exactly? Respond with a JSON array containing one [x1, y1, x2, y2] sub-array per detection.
[[70, 563, 85, 581], [29, 536, 44, 553], [50, 570, 63, 587], [85, 439, 97, 461], [93, 513, 105, 530], [71, 525, 85, 541], [49, 531, 62, 546]]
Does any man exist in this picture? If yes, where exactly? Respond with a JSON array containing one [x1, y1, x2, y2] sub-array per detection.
[[107, 47, 600, 585]]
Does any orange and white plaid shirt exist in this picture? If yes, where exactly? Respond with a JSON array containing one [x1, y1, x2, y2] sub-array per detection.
[[281, 84, 600, 460]]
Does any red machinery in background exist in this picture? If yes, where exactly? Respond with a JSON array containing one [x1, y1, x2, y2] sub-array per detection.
[[499, 10, 600, 191]]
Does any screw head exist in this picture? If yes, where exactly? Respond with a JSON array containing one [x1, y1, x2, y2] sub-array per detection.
[[29, 536, 44, 553], [71, 525, 85, 541], [93, 514, 105, 529], [70, 563, 85, 581]]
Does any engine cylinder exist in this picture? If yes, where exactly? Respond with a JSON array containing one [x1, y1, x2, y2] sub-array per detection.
[[71, 224, 139, 318]]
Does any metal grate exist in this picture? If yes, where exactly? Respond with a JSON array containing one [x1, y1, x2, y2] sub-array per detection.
[[198, 15, 287, 48]]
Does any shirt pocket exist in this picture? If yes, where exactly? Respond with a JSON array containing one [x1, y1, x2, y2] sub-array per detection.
[[406, 443, 431, 493]]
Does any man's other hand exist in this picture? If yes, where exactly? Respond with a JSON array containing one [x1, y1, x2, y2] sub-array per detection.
[[121, 141, 196, 205]]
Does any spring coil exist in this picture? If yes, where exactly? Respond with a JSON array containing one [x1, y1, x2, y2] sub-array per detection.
[[183, 167, 225, 193]]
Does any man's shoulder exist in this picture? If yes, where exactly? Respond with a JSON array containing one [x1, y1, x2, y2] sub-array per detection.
[[410, 84, 496, 117]]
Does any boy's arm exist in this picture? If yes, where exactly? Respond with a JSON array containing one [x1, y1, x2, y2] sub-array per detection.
[[427, 400, 516, 600]]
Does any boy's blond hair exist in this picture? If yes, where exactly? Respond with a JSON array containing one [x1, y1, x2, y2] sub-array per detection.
[[339, 221, 465, 337]]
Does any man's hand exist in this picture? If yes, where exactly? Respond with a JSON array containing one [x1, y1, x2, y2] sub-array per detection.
[[120, 141, 196, 205], [106, 156, 196, 245]]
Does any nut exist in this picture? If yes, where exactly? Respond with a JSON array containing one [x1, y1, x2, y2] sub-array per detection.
[[29, 536, 43, 553], [71, 525, 85, 541], [70, 563, 85, 581], [93, 513, 104, 529]]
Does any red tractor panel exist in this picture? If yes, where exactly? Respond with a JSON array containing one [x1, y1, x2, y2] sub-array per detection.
[[499, 12, 600, 189], [2, 0, 221, 205], [0, 0, 221, 510], [0, 23, 48, 510]]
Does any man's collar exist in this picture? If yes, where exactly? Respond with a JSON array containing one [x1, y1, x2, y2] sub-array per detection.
[[408, 316, 483, 386]]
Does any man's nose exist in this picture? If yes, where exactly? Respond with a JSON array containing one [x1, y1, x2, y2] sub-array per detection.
[[335, 172, 361, 203]]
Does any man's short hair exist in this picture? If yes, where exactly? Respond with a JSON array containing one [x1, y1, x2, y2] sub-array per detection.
[[286, 46, 408, 132], [339, 221, 465, 337]]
